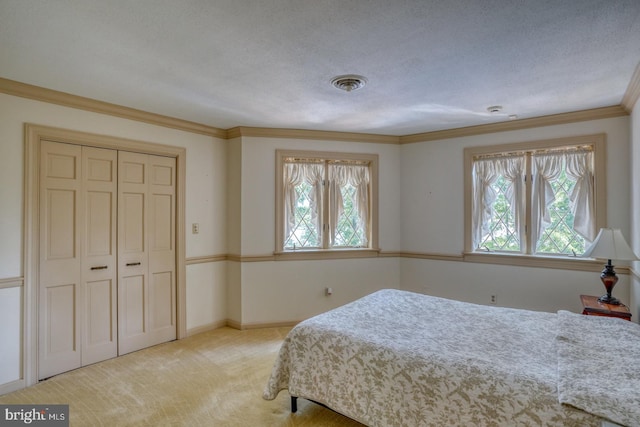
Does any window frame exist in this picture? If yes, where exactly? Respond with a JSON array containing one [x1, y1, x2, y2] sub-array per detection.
[[275, 149, 379, 260], [463, 134, 607, 266]]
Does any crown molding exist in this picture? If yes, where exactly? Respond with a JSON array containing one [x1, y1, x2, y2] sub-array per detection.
[[0, 77, 227, 138], [0, 77, 631, 144], [399, 105, 629, 144], [227, 126, 399, 144], [622, 62, 640, 112]]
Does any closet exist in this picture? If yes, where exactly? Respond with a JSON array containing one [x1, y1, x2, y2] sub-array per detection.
[[38, 140, 176, 379]]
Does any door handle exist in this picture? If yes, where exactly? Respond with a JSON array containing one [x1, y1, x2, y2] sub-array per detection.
[[126, 262, 141, 266], [90, 265, 108, 270]]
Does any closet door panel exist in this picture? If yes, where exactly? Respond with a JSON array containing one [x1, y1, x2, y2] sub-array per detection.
[[120, 275, 146, 335], [150, 271, 174, 329], [118, 153, 176, 353], [85, 279, 115, 345], [118, 152, 150, 355], [148, 156, 176, 344], [81, 147, 118, 365], [46, 190, 77, 259], [121, 193, 145, 252], [86, 192, 112, 254], [44, 284, 76, 354], [39, 141, 82, 379]]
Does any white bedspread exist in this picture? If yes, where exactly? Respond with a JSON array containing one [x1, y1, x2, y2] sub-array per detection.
[[264, 289, 604, 426], [557, 310, 640, 427]]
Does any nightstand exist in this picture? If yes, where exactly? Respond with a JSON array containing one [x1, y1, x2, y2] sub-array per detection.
[[580, 294, 631, 321]]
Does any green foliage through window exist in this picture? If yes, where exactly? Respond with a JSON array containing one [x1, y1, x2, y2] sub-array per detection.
[[284, 181, 320, 249], [535, 169, 586, 255], [480, 176, 520, 252], [334, 184, 366, 247], [479, 160, 587, 255]]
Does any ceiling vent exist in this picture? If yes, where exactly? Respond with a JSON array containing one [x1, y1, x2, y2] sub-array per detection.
[[331, 75, 367, 92]]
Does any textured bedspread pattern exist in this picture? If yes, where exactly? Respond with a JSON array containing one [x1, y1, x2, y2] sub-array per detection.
[[264, 289, 601, 426], [557, 310, 640, 427]]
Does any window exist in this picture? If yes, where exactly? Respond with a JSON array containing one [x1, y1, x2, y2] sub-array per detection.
[[275, 150, 378, 255], [464, 134, 606, 258]]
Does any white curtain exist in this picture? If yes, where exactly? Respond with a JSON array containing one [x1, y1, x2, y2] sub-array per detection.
[[499, 157, 525, 252], [531, 151, 595, 251], [565, 151, 596, 242], [328, 164, 370, 246], [472, 159, 499, 250], [471, 156, 523, 250], [531, 153, 563, 252], [283, 162, 325, 245]]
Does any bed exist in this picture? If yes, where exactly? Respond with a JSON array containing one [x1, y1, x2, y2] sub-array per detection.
[[263, 289, 640, 426]]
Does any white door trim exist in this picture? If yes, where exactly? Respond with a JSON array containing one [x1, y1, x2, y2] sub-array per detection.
[[23, 123, 187, 386]]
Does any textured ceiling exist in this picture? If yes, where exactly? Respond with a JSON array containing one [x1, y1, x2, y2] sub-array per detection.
[[1, 1, 639, 136]]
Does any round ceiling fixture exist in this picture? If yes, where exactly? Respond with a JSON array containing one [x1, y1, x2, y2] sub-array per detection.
[[331, 75, 368, 92], [487, 105, 503, 113]]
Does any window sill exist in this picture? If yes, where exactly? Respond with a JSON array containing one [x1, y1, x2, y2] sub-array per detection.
[[274, 248, 381, 261], [463, 251, 629, 273]]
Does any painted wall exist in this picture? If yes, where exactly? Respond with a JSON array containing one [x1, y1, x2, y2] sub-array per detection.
[[0, 285, 21, 386], [232, 136, 402, 326], [0, 93, 228, 392], [630, 104, 640, 318], [226, 137, 243, 324], [399, 116, 634, 316]]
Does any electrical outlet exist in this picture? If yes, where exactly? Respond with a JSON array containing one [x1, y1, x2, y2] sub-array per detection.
[[192, 223, 200, 234], [490, 294, 497, 305]]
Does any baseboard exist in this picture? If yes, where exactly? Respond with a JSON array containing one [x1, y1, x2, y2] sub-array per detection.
[[229, 320, 300, 330], [0, 379, 25, 396], [175, 317, 301, 337], [185, 320, 227, 337]]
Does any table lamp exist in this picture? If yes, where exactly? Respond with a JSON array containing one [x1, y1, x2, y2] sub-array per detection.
[[582, 228, 639, 305]]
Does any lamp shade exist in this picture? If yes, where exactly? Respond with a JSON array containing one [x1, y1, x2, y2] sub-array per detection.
[[582, 228, 639, 261]]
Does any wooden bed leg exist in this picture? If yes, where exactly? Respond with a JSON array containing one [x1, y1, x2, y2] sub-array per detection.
[[291, 396, 298, 413]]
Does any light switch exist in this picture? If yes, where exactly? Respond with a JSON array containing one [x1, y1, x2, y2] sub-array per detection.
[[192, 223, 200, 234]]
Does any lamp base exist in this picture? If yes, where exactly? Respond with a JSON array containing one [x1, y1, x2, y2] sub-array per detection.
[[598, 294, 621, 305], [598, 262, 620, 306]]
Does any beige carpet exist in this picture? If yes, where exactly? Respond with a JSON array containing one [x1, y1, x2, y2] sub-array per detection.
[[0, 327, 364, 426]]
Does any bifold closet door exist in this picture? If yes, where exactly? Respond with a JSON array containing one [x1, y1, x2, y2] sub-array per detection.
[[118, 152, 176, 355], [39, 141, 82, 379], [81, 146, 118, 365], [39, 142, 118, 379]]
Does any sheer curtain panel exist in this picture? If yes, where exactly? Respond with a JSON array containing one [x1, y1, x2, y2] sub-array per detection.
[[328, 164, 370, 247], [283, 162, 324, 246], [471, 157, 524, 251]]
